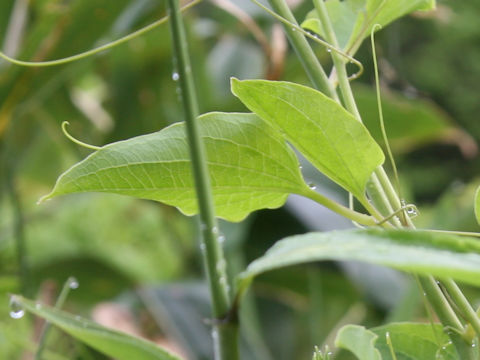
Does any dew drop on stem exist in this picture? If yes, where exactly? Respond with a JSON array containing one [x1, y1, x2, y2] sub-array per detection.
[[172, 72, 180, 81], [308, 183, 317, 190], [68, 277, 79, 289], [9, 297, 25, 319]]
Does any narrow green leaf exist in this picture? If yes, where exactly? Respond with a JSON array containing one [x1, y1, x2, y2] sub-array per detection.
[[475, 186, 480, 226], [40, 112, 309, 222], [302, 0, 436, 53], [238, 229, 480, 294], [371, 323, 458, 360], [231, 79, 384, 200], [335, 325, 382, 360], [11, 295, 181, 360]]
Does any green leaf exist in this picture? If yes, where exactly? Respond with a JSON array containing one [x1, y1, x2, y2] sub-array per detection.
[[475, 186, 480, 226], [237, 229, 480, 294], [335, 325, 382, 360], [11, 295, 181, 360], [371, 323, 458, 360], [302, 0, 436, 53], [40, 112, 309, 222], [231, 79, 384, 201]]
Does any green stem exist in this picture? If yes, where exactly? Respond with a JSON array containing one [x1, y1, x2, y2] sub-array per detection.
[[418, 276, 476, 359], [313, 0, 358, 117], [313, 2, 476, 357], [443, 278, 480, 340], [266, 0, 338, 101], [166, 2, 238, 359], [35, 277, 77, 360], [302, 188, 378, 226]]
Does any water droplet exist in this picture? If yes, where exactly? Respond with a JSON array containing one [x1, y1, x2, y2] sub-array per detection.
[[308, 183, 317, 190], [291, 27, 296, 32], [472, 343, 477, 348], [327, 48, 332, 53], [212, 328, 219, 342], [200, 243, 206, 252], [442, 346, 446, 350], [68, 277, 79, 289], [298, 165, 303, 170], [9, 297, 24, 319], [327, 352, 333, 355], [172, 72, 180, 81], [400, 199, 407, 207], [212, 226, 219, 236], [407, 206, 417, 216], [218, 234, 226, 244]]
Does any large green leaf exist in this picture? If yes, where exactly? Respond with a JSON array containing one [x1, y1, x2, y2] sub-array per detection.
[[302, 0, 436, 53], [10, 295, 181, 360], [231, 79, 384, 201], [335, 325, 382, 360], [40, 112, 310, 222], [371, 323, 458, 360], [237, 229, 480, 295]]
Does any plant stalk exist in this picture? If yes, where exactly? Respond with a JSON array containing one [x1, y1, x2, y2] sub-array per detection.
[[35, 277, 77, 359], [443, 278, 480, 339], [266, 0, 339, 102], [311, 1, 476, 357], [166, 2, 238, 359]]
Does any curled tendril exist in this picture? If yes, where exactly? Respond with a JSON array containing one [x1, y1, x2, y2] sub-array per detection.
[[0, 0, 200, 67], [249, 0, 363, 81], [62, 122, 101, 151]]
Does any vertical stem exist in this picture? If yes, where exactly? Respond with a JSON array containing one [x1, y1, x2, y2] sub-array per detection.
[[443, 278, 480, 339], [312, 2, 475, 357], [266, 0, 339, 101], [166, 3, 238, 359], [35, 277, 77, 359]]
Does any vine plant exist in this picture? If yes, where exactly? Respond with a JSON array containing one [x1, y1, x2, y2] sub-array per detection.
[[6, 0, 480, 359]]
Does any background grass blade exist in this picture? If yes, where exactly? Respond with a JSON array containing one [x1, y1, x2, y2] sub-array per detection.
[[11, 295, 182, 360]]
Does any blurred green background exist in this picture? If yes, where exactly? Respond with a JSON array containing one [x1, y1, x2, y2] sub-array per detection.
[[1, 0, 479, 359]]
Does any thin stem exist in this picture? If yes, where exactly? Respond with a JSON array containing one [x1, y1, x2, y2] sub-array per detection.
[[0, 0, 200, 67], [249, 0, 364, 81], [265, 0, 339, 100], [35, 277, 77, 360], [313, 0, 359, 117], [370, 25, 401, 199], [443, 278, 480, 340], [302, 188, 378, 226], [166, 2, 237, 359], [313, 3, 476, 357]]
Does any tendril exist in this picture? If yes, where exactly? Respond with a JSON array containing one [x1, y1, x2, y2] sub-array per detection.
[[249, 0, 363, 81], [376, 203, 418, 226], [0, 0, 200, 67], [62, 122, 101, 151]]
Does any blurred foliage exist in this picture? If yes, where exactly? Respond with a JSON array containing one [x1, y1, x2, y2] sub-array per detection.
[[1, 0, 480, 359]]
